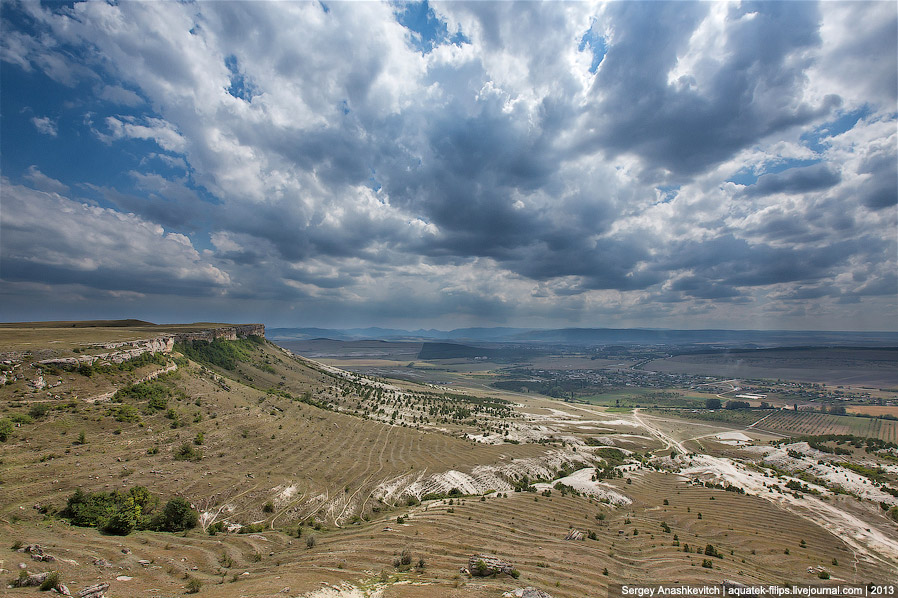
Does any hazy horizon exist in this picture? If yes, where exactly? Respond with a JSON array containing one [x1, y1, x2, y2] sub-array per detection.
[[2, 1, 896, 332]]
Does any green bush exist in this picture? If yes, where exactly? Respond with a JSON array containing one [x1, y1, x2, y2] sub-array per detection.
[[0, 418, 13, 442], [38, 571, 60, 591], [63, 487, 154, 534], [174, 442, 202, 461], [29, 403, 51, 418], [175, 338, 259, 371], [99, 500, 140, 535], [62, 488, 119, 527], [60, 486, 194, 536], [115, 381, 170, 404], [153, 497, 198, 532], [114, 404, 140, 423]]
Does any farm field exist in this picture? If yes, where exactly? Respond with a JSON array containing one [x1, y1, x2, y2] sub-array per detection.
[[654, 409, 898, 443], [848, 405, 898, 417], [1, 323, 896, 597], [643, 348, 898, 388]]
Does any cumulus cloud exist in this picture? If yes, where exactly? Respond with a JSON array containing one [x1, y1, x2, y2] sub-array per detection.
[[31, 116, 57, 136], [0, 180, 230, 295], [0, 0, 895, 329]]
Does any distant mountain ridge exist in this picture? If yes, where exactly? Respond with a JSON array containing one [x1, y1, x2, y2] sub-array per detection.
[[267, 326, 898, 347]]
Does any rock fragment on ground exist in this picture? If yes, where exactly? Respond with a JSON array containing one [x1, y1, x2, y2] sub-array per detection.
[[77, 582, 109, 598], [504, 589, 555, 598]]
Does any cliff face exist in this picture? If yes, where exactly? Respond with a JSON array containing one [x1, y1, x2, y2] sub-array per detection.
[[38, 324, 265, 367], [171, 324, 265, 343]]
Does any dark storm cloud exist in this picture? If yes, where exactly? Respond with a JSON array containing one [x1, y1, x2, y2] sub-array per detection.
[[743, 164, 841, 197], [582, 1, 839, 177], [670, 276, 743, 300], [856, 150, 898, 210], [658, 234, 871, 290]]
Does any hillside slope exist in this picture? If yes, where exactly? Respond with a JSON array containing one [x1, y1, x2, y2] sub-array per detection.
[[1, 324, 895, 597]]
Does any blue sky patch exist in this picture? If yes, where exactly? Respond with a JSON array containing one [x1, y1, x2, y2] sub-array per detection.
[[800, 106, 872, 153], [225, 55, 258, 102], [395, 0, 468, 54], [578, 23, 607, 74]]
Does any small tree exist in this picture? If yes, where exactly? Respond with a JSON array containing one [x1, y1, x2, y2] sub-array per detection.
[[154, 497, 198, 532]]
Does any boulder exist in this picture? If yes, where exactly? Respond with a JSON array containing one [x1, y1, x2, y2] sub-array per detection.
[[13, 571, 51, 587], [468, 554, 515, 576], [564, 529, 584, 541]]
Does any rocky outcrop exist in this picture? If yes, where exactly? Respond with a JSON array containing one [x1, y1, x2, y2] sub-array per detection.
[[11, 571, 53, 587], [38, 337, 174, 367], [171, 324, 265, 343], [564, 529, 584, 541], [18, 544, 55, 562], [468, 554, 515, 576], [37, 324, 265, 368]]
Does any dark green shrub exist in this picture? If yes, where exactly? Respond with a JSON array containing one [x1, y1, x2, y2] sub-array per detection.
[[114, 404, 140, 423], [152, 497, 198, 532], [29, 403, 51, 418], [62, 488, 118, 527], [174, 442, 201, 461], [61, 486, 170, 535], [39, 571, 60, 591], [174, 339, 258, 371], [0, 418, 13, 442]]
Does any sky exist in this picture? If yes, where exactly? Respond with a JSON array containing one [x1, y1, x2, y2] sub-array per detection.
[[1, 0, 896, 331]]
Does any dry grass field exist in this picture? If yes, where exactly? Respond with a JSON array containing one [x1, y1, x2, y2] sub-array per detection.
[[0, 321, 238, 353], [1, 323, 896, 597]]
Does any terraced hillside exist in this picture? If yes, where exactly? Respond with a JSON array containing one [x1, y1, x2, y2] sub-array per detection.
[[1, 323, 896, 597]]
